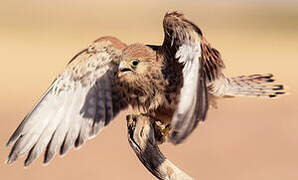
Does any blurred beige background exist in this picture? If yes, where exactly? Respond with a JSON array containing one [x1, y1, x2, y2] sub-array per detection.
[[1, 0, 297, 179]]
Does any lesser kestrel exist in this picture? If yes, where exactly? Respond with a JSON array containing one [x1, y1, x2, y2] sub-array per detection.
[[6, 11, 284, 167]]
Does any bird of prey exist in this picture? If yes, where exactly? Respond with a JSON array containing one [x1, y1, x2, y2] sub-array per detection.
[[6, 11, 284, 166]]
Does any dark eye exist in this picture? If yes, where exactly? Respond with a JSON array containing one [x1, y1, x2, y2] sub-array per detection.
[[131, 60, 139, 66]]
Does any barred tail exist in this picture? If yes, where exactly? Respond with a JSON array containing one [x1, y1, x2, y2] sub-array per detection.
[[209, 74, 285, 98]]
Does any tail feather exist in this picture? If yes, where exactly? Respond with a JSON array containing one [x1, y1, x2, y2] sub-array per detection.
[[209, 74, 285, 98]]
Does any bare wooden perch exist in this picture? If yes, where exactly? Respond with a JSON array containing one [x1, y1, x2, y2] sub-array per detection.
[[126, 114, 194, 180]]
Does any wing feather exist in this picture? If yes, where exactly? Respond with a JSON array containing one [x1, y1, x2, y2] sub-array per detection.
[[161, 11, 210, 144], [200, 37, 225, 81], [7, 36, 128, 165]]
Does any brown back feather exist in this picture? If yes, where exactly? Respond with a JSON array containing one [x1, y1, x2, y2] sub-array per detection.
[[200, 37, 225, 81]]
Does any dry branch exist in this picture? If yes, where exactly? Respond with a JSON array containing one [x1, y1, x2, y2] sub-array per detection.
[[126, 114, 194, 180]]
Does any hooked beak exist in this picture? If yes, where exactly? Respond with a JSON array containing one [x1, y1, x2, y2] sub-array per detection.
[[118, 62, 132, 78]]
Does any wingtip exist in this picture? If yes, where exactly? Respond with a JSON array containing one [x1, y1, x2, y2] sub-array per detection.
[[165, 11, 184, 18], [24, 159, 31, 167], [59, 145, 70, 157], [43, 153, 52, 165], [6, 155, 17, 165], [74, 134, 85, 149], [6, 140, 12, 147], [43, 156, 52, 165], [168, 131, 185, 145], [24, 153, 35, 167], [43, 151, 54, 165], [6, 136, 17, 147]]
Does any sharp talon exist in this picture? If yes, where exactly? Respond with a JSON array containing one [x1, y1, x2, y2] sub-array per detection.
[[153, 122, 172, 144], [163, 124, 171, 137]]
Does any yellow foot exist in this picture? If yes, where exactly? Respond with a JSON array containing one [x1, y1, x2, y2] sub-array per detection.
[[153, 121, 171, 144]]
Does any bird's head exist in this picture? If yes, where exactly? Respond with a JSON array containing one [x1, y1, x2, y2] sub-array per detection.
[[118, 44, 157, 82]]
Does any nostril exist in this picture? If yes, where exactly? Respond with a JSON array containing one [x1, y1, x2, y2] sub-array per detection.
[[119, 68, 132, 72]]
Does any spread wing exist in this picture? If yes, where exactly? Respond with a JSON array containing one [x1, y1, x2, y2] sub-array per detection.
[[6, 36, 128, 166], [161, 12, 224, 144]]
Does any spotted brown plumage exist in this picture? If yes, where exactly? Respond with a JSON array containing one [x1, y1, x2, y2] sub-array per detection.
[[6, 11, 285, 167], [7, 37, 128, 165]]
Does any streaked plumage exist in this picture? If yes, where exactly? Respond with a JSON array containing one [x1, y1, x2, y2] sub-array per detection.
[[6, 11, 285, 166]]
